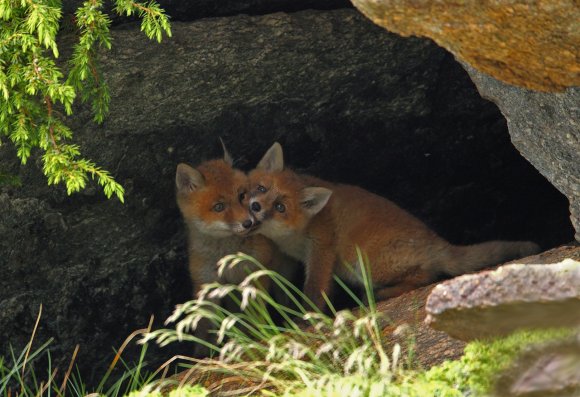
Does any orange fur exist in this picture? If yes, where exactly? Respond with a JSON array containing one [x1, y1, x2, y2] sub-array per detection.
[[176, 154, 298, 355], [248, 143, 540, 311]]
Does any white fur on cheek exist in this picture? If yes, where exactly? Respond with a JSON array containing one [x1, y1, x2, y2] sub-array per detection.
[[193, 219, 233, 237], [259, 219, 291, 238], [261, 220, 308, 260]]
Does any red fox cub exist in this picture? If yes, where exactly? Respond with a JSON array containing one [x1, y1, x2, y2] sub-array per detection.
[[176, 146, 293, 355], [248, 142, 540, 311]]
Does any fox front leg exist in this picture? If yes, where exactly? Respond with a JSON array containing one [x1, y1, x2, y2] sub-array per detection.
[[303, 248, 337, 313]]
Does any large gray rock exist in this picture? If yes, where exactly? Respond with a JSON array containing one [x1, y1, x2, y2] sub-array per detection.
[[58, 9, 570, 247], [0, 8, 572, 386], [463, 64, 580, 242], [425, 259, 580, 341]]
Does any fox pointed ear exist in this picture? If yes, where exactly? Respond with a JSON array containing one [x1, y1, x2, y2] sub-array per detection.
[[300, 187, 332, 216], [176, 163, 205, 193], [219, 137, 234, 166], [256, 142, 284, 172]]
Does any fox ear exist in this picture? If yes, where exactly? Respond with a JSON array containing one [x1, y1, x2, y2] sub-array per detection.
[[300, 187, 332, 216], [219, 137, 234, 166], [176, 163, 205, 193], [256, 142, 284, 172]]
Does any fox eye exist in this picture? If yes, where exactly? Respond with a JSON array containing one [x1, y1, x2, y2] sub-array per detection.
[[274, 203, 286, 213], [213, 202, 225, 212], [238, 192, 246, 202], [257, 185, 267, 193]]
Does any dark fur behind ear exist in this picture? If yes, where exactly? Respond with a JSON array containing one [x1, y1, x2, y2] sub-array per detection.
[[176, 163, 205, 193], [256, 142, 284, 172]]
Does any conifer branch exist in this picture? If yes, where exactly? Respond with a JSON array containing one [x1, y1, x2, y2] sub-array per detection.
[[0, 0, 171, 202]]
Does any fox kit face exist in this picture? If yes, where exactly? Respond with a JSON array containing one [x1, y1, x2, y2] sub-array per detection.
[[176, 159, 255, 238], [247, 143, 332, 238]]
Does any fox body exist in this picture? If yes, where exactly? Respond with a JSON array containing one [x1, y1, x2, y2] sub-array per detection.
[[176, 158, 273, 290], [248, 143, 540, 310], [176, 150, 297, 354]]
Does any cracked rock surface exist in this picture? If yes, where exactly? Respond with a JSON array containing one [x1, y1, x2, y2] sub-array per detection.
[[426, 255, 580, 341]]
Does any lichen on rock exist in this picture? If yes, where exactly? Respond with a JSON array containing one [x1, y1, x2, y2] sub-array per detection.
[[351, 0, 580, 92]]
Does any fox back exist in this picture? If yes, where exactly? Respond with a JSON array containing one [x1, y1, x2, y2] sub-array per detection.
[[248, 143, 540, 309]]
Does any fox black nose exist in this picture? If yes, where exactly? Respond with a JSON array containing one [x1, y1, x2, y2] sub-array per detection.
[[250, 202, 261, 212], [242, 219, 253, 229]]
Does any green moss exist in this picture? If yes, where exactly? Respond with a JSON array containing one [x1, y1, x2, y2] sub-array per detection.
[[424, 327, 576, 396], [0, 171, 21, 187], [274, 328, 576, 397]]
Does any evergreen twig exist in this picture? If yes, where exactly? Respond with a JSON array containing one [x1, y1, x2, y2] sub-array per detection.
[[0, 0, 171, 201]]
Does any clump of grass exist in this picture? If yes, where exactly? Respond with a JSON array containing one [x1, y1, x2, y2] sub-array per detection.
[[141, 251, 579, 397], [0, 304, 65, 397], [6, 255, 573, 397], [0, 308, 169, 397], [142, 250, 414, 396], [0, 338, 57, 397]]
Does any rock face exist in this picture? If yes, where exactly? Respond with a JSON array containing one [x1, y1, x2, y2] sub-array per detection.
[[350, 0, 580, 92], [425, 255, 580, 341], [62, 0, 352, 21], [0, 5, 574, 388], [347, 1, 580, 241], [0, 192, 192, 379], [463, 64, 580, 242]]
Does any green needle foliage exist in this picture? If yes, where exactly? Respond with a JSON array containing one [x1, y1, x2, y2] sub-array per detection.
[[0, 0, 172, 202]]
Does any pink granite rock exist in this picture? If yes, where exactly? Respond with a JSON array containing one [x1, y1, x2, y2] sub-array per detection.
[[425, 259, 580, 341]]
